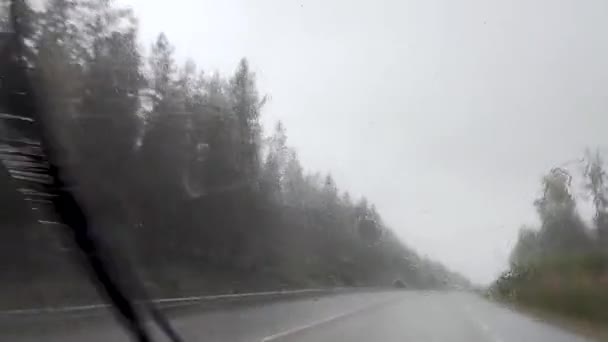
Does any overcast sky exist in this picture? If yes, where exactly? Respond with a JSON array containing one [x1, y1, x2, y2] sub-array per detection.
[[119, 0, 608, 284]]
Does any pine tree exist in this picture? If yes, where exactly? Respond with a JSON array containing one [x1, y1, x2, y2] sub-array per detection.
[[534, 168, 590, 254], [584, 150, 608, 245]]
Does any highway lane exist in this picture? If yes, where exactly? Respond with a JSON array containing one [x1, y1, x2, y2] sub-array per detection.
[[1, 290, 590, 342], [264, 291, 590, 342]]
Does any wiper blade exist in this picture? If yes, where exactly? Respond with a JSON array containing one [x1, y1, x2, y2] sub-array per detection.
[[1, 2, 183, 342]]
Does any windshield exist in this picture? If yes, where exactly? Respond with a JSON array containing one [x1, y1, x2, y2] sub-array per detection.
[[0, 0, 607, 341]]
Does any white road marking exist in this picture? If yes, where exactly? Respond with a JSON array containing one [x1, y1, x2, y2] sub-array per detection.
[[471, 318, 504, 342], [478, 322, 491, 333], [460, 304, 504, 342], [259, 300, 392, 342]]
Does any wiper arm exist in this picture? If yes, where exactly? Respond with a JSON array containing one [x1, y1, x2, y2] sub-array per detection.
[[1, 2, 183, 341]]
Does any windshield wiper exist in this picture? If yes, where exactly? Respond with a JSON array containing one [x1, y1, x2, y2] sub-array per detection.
[[0, 2, 183, 341]]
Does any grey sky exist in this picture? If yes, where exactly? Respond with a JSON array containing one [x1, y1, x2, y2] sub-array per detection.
[[120, 0, 608, 284]]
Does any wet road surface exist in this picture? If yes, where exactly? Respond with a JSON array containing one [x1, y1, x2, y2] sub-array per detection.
[[1, 290, 589, 342]]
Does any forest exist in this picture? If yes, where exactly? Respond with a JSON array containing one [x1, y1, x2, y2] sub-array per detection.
[[491, 151, 608, 325], [0, 0, 467, 308]]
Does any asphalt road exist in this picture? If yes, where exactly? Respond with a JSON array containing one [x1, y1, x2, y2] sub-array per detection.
[[1, 290, 590, 342]]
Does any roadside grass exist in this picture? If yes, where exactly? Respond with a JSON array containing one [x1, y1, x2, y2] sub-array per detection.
[[489, 252, 608, 341], [509, 299, 608, 342]]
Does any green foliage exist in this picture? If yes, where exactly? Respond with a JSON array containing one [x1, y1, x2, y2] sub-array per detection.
[[492, 252, 608, 324], [0, 0, 467, 307], [492, 157, 608, 324]]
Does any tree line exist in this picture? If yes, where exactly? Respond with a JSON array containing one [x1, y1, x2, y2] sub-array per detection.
[[507, 150, 608, 269], [0, 0, 466, 306], [491, 150, 608, 323]]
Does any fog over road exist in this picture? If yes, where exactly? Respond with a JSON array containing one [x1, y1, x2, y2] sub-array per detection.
[[1, 291, 588, 342]]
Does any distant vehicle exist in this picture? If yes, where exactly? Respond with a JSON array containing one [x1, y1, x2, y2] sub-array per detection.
[[393, 279, 407, 289]]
